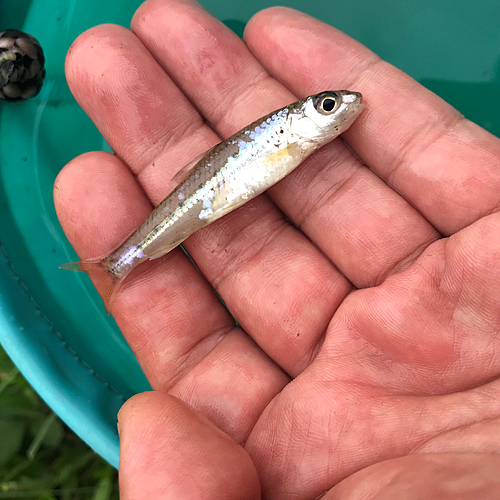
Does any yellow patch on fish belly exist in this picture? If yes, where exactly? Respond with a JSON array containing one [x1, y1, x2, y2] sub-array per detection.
[[207, 143, 300, 219]]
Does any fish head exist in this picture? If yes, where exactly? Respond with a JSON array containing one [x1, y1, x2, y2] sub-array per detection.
[[288, 90, 364, 144]]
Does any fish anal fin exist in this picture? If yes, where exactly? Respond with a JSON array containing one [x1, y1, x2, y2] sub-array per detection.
[[147, 236, 189, 260]]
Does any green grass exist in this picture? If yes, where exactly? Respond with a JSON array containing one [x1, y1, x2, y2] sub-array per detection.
[[0, 347, 118, 499]]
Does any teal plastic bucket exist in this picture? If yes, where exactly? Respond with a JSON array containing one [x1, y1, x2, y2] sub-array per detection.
[[1, 0, 499, 468]]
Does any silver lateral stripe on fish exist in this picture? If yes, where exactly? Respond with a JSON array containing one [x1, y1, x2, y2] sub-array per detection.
[[61, 90, 365, 311]]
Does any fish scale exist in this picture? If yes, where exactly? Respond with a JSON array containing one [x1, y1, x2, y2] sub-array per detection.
[[61, 90, 365, 311]]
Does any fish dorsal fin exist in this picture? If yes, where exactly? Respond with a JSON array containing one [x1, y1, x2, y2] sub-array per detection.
[[171, 150, 209, 184]]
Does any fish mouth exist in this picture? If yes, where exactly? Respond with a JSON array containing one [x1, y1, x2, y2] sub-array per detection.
[[340, 90, 362, 104], [341, 91, 364, 114], [339, 101, 365, 131]]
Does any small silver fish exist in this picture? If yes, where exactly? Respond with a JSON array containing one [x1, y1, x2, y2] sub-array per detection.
[[61, 90, 364, 310]]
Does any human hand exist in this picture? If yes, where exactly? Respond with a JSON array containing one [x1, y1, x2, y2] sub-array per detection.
[[54, 1, 500, 498]]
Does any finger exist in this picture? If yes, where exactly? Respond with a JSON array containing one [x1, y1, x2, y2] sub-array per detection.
[[416, 415, 500, 454], [325, 453, 500, 500], [131, 0, 439, 290], [64, 24, 210, 177], [118, 392, 260, 500], [54, 153, 288, 442], [65, 22, 350, 377], [244, 213, 500, 497], [244, 7, 500, 235], [246, 362, 500, 499], [323, 212, 500, 393]]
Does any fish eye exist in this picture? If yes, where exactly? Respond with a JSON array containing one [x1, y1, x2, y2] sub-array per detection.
[[312, 91, 340, 115], [321, 97, 336, 112]]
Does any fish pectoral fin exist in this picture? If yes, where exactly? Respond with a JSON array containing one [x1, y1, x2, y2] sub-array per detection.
[[171, 151, 209, 184]]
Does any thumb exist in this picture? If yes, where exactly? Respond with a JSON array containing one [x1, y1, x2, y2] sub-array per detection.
[[118, 392, 260, 500]]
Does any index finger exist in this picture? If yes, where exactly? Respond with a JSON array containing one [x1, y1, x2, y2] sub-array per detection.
[[244, 7, 500, 235]]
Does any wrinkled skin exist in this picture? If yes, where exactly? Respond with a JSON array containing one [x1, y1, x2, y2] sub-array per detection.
[[54, 2, 500, 499]]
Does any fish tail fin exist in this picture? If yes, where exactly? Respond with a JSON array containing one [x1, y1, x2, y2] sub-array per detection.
[[60, 259, 121, 314]]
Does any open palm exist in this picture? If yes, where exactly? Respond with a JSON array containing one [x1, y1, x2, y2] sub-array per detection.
[[54, 1, 500, 499]]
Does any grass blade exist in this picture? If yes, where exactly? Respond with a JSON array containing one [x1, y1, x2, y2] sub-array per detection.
[[91, 476, 113, 500], [26, 412, 57, 461]]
